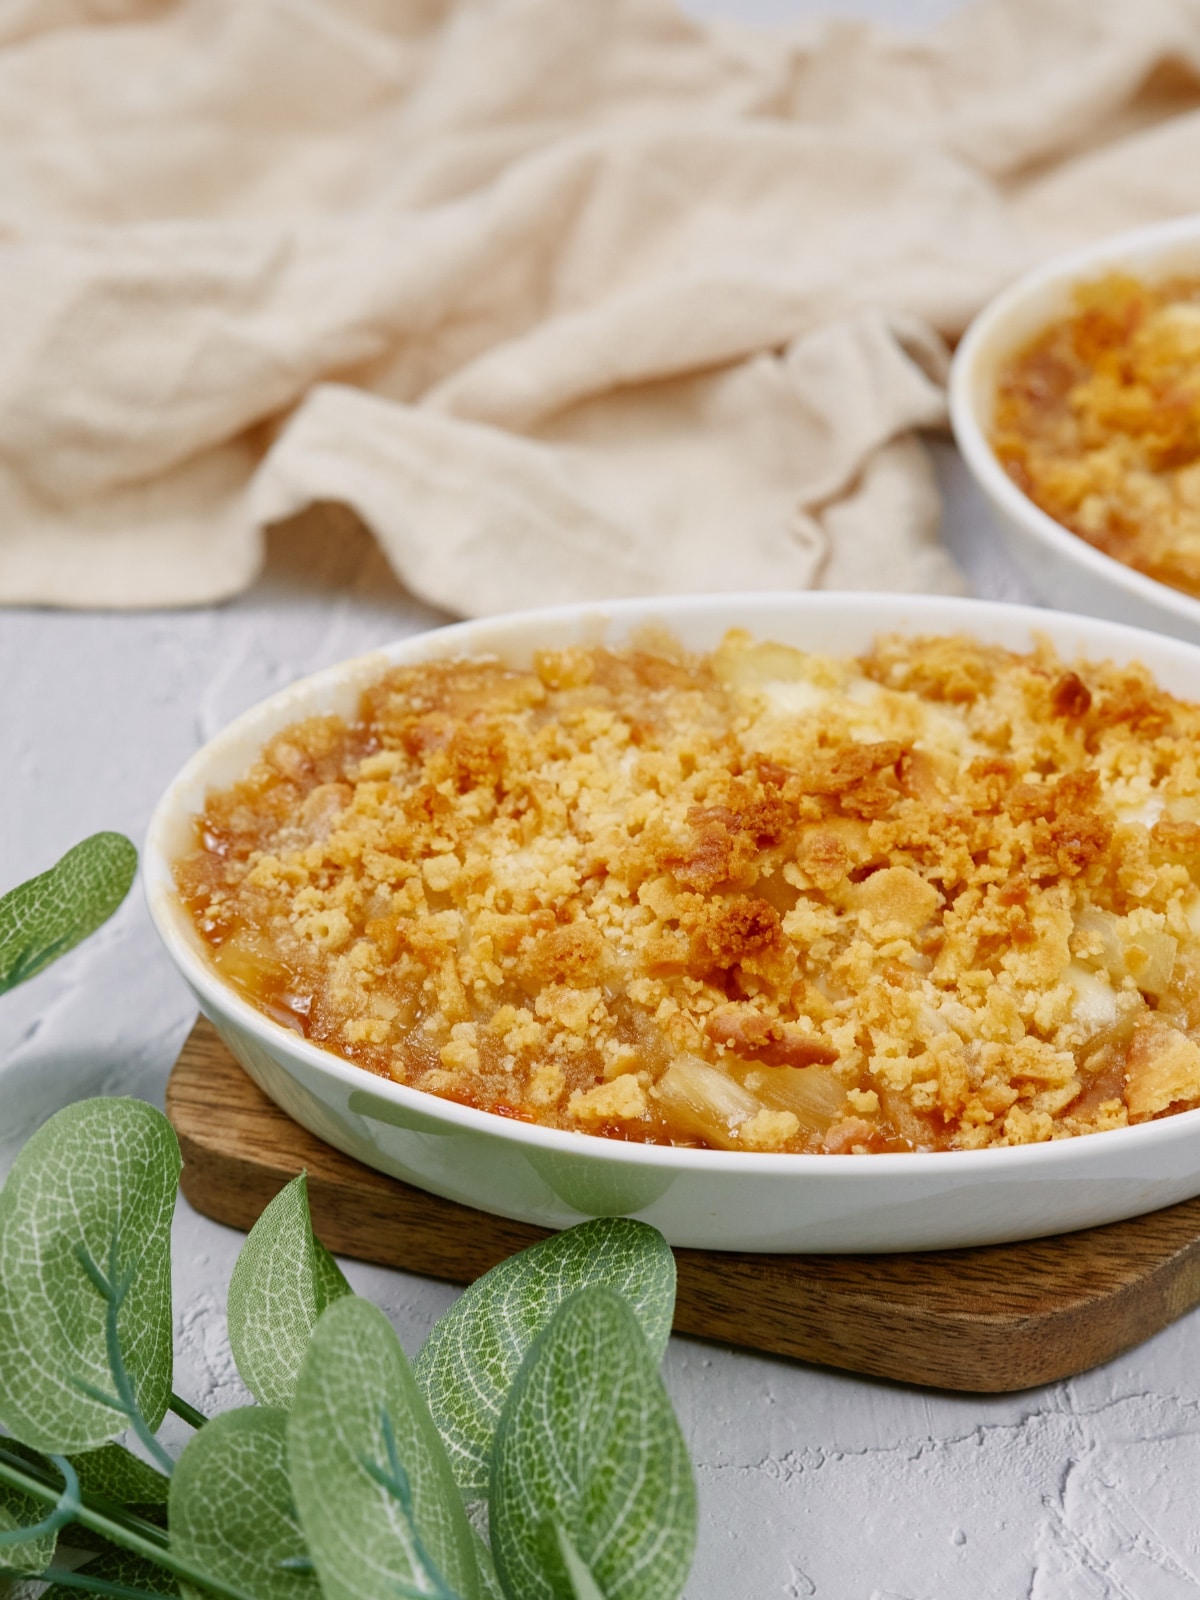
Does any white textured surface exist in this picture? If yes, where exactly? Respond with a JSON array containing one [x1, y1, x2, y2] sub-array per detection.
[[5, 2, 1200, 1592], [6, 463, 1200, 1600]]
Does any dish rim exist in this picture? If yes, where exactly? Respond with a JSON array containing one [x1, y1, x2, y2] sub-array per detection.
[[949, 213, 1200, 631], [145, 589, 1200, 1180]]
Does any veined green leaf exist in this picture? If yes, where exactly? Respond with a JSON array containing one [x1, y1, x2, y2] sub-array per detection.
[[71, 1443, 170, 1508], [490, 1287, 696, 1600], [0, 834, 137, 995], [0, 1100, 180, 1454], [227, 1174, 351, 1409], [170, 1407, 315, 1600], [41, 1544, 180, 1597], [288, 1297, 479, 1600], [414, 1219, 675, 1496]]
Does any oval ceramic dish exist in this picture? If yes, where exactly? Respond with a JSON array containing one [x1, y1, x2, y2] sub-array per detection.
[[146, 593, 1200, 1253], [950, 215, 1200, 647]]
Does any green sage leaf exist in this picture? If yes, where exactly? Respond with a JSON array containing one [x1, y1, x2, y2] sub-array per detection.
[[289, 1297, 479, 1600], [0, 834, 137, 995], [473, 1532, 505, 1600], [227, 1174, 351, 1409], [71, 1443, 170, 1508], [0, 1100, 180, 1454], [414, 1218, 675, 1496], [554, 1524, 606, 1600], [41, 1545, 180, 1597], [490, 1286, 696, 1600], [170, 1407, 316, 1600]]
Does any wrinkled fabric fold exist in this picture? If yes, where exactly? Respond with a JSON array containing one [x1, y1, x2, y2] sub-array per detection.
[[4, 0, 1200, 610]]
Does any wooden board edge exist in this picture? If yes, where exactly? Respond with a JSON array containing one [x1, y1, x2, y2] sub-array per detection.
[[176, 1124, 1200, 1393]]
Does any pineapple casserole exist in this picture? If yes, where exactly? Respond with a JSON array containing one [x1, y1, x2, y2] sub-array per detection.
[[993, 271, 1200, 599], [176, 630, 1200, 1155]]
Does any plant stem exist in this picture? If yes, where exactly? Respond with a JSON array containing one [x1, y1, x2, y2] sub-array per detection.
[[82, 1498, 171, 1549], [73, 1237, 175, 1477], [0, 1454, 78, 1550], [363, 1407, 465, 1600], [0, 1458, 259, 1600], [167, 1393, 207, 1431], [102, 1236, 174, 1478]]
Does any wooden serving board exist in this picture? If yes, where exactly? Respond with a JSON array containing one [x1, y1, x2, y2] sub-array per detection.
[[167, 1018, 1200, 1393]]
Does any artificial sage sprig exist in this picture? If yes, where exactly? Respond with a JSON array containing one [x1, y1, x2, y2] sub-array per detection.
[[0, 837, 697, 1599], [0, 1101, 696, 1599]]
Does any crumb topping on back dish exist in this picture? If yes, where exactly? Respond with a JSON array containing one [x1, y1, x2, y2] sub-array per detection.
[[176, 630, 1200, 1155], [992, 272, 1200, 600]]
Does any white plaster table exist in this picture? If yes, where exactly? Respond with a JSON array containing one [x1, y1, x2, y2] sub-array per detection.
[[6, 7, 1200, 1596]]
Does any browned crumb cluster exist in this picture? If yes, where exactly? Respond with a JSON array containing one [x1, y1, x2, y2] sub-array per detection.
[[176, 630, 1200, 1154], [993, 271, 1200, 599]]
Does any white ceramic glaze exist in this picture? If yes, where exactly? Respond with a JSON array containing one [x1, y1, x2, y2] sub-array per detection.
[[950, 215, 1200, 645], [146, 593, 1200, 1253]]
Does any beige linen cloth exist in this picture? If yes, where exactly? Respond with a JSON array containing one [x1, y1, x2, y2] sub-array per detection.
[[6, 0, 1200, 613]]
